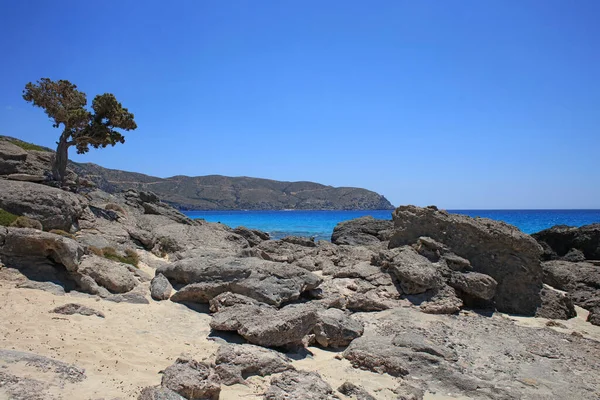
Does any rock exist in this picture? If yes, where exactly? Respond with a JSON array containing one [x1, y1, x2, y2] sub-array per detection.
[[588, 307, 600, 326], [0, 180, 85, 231], [138, 386, 186, 400], [541, 260, 600, 307], [161, 358, 221, 400], [232, 226, 269, 247], [313, 308, 364, 348], [331, 216, 394, 245], [535, 285, 576, 320], [214, 343, 293, 385], [448, 272, 497, 301], [160, 256, 322, 307], [0, 227, 84, 272], [210, 303, 319, 347], [6, 173, 45, 182], [379, 246, 443, 294], [51, 303, 105, 318], [77, 255, 138, 294], [337, 382, 376, 400], [105, 291, 150, 304], [264, 370, 336, 400], [281, 235, 317, 247], [533, 224, 600, 260], [16, 280, 66, 296], [389, 205, 543, 315], [208, 292, 259, 313], [346, 291, 395, 312], [150, 273, 172, 301], [417, 286, 463, 315], [562, 248, 587, 262]]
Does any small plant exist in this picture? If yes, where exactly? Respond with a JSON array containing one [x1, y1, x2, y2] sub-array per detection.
[[49, 229, 76, 239], [104, 203, 126, 215], [156, 236, 181, 256], [0, 209, 19, 226], [10, 216, 43, 230], [89, 246, 139, 267]]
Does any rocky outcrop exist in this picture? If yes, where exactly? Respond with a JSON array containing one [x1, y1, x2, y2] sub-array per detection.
[[161, 256, 322, 307], [232, 226, 269, 247], [77, 255, 138, 294], [210, 303, 320, 347], [214, 343, 293, 385], [533, 224, 600, 260], [0, 180, 84, 231], [389, 205, 543, 315], [313, 308, 364, 348], [535, 285, 576, 320], [161, 358, 221, 400], [331, 216, 394, 246], [541, 260, 600, 307], [138, 386, 185, 400], [337, 382, 376, 400], [264, 370, 337, 400]]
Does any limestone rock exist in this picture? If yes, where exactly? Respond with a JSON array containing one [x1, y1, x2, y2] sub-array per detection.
[[264, 370, 337, 400], [389, 205, 543, 315], [448, 272, 497, 301], [150, 273, 173, 301], [78, 255, 138, 294], [0, 180, 84, 231], [210, 303, 319, 347], [214, 343, 293, 385], [138, 386, 185, 400], [51, 303, 105, 318], [533, 224, 600, 260], [331, 216, 393, 246], [313, 308, 364, 348], [337, 382, 376, 400], [161, 358, 221, 400], [535, 285, 576, 320]]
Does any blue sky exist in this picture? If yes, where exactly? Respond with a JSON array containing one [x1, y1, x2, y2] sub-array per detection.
[[1, 1, 599, 209]]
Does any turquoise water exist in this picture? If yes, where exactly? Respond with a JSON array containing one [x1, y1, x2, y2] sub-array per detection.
[[183, 209, 600, 241]]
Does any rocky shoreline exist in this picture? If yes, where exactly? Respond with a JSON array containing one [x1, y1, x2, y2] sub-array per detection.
[[1, 140, 599, 399]]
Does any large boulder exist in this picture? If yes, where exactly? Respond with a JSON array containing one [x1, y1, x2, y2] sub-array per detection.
[[77, 255, 138, 294], [331, 216, 394, 246], [161, 358, 221, 400], [264, 370, 336, 400], [533, 224, 600, 260], [150, 273, 173, 300], [160, 256, 322, 307], [214, 343, 293, 385], [541, 260, 600, 307], [0, 227, 84, 271], [0, 180, 84, 231], [379, 246, 444, 294], [210, 303, 319, 347], [313, 308, 364, 348], [389, 206, 543, 315]]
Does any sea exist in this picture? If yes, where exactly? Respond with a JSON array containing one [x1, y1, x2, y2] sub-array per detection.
[[182, 209, 600, 242]]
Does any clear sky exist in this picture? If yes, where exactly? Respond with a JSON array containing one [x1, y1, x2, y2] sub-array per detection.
[[1, 1, 598, 209]]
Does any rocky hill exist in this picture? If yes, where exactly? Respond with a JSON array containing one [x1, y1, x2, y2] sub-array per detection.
[[69, 162, 394, 210], [0, 135, 394, 210]]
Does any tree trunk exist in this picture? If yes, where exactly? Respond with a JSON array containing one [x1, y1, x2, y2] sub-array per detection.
[[52, 131, 70, 183]]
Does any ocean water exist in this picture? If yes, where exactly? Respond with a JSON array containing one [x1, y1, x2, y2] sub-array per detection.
[[183, 209, 600, 241]]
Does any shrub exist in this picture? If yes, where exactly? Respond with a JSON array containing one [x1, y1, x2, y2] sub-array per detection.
[[105, 203, 126, 215], [92, 246, 139, 268], [49, 229, 76, 240], [10, 216, 43, 230], [0, 209, 18, 226], [157, 236, 181, 256]]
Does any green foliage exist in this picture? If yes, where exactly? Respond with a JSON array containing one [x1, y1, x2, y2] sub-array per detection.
[[87, 246, 139, 267], [22, 78, 137, 182], [10, 216, 43, 230], [49, 229, 76, 239], [0, 209, 18, 227]]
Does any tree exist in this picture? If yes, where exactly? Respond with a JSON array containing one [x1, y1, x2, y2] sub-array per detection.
[[23, 78, 137, 183]]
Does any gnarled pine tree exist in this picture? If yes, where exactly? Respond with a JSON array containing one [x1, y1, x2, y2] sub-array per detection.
[[23, 78, 137, 183]]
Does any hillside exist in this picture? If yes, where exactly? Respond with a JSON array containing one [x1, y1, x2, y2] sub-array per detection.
[[70, 162, 394, 210], [0, 135, 393, 210]]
